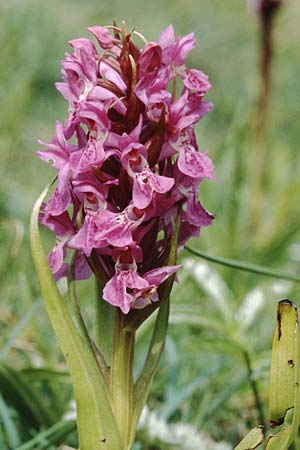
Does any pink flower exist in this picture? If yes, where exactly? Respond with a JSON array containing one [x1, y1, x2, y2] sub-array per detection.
[[103, 250, 180, 313], [88, 26, 116, 50], [159, 24, 196, 66], [138, 43, 162, 78], [182, 69, 212, 94], [103, 253, 149, 314], [38, 23, 215, 313], [177, 146, 215, 180]]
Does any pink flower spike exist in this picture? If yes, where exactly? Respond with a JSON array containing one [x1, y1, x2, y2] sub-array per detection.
[[38, 23, 215, 314]]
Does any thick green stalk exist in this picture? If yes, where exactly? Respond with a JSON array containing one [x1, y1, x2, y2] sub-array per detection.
[[110, 310, 135, 449]]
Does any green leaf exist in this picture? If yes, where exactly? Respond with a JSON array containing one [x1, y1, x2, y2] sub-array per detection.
[[169, 306, 229, 333], [0, 361, 57, 428], [21, 367, 71, 383], [269, 300, 298, 426], [203, 374, 249, 424], [184, 246, 300, 284], [266, 300, 300, 450], [61, 447, 78, 450], [160, 363, 222, 420], [233, 426, 264, 450], [0, 298, 42, 359], [0, 393, 21, 449], [30, 184, 123, 450], [131, 295, 170, 447], [15, 420, 76, 450]]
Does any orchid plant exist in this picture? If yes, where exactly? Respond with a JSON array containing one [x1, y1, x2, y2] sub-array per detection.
[[30, 22, 215, 450]]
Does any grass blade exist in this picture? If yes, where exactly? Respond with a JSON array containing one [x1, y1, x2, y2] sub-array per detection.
[[21, 367, 70, 383], [0, 361, 57, 428], [0, 393, 21, 449], [15, 420, 76, 450], [184, 246, 300, 284], [0, 298, 42, 359]]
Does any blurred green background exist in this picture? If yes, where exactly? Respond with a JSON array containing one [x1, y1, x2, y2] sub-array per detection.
[[1, 0, 300, 449]]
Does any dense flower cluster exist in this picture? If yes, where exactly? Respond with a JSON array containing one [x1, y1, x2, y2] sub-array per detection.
[[38, 24, 215, 314]]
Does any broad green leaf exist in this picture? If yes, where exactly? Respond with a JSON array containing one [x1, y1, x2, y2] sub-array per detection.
[[30, 185, 123, 450], [269, 300, 298, 426], [233, 426, 264, 450], [266, 300, 300, 450], [16, 420, 76, 450]]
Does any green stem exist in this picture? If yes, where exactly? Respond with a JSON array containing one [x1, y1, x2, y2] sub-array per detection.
[[242, 350, 266, 429], [130, 295, 170, 448], [110, 310, 135, 449], [184, 245, 300, 284]]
